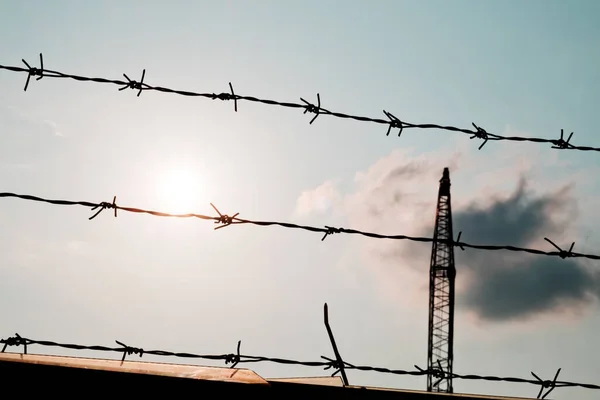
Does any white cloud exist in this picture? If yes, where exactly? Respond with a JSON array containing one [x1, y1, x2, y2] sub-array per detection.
[[43, 119, 64, 137], [294, 180, 341, 217], [0, 105, 64, 138], [340, 147, 464, 308]]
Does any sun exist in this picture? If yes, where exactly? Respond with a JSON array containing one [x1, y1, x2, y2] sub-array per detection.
[[154, 167, 206, 214]]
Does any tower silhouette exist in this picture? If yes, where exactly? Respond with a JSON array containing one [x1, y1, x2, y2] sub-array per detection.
[[426, 167, 456, 393]]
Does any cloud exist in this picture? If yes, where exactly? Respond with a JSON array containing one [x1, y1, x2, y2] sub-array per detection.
[[450, 180, 599, 322], [43, 119, 64, 137], [307, 143, 600, 323], [0, 105, 64, 137], [294, 180, 341, 217], [344, 147, 463, 237]]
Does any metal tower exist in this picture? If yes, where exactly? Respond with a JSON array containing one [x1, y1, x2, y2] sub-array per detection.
[[426, 167, 456, 393]]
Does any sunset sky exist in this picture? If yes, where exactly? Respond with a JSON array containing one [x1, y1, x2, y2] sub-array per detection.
[[1, 1, 599, 399]]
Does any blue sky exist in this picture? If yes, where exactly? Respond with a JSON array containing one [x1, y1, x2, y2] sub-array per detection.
[[1, 1, 599, 398]]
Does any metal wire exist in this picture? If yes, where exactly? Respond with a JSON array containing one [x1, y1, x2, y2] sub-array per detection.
[[0, 53, 596, 152], [1, 54, 598, 400], [1, 191, 597, 261], [1, 333, 597, 399]]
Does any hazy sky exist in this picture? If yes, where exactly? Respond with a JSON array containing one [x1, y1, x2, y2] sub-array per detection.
[[1, 1, 599, 398]]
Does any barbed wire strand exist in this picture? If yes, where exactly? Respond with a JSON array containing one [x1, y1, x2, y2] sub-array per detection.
[[1, 333, 598, 398], [324, 303, 349, 385], [1, 54, 598, 152], [1, 192, 598, 262]]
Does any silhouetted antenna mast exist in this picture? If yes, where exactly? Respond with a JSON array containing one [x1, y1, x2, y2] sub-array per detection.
[[426, 167, 456, 393]]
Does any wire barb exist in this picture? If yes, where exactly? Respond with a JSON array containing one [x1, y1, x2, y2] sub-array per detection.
[[210, 203, 239, 230], [532, 368, 561, 399], [413, 365, 429, 376], [116, 340, 144, 363], [321, 226, 343, 241], [470, 123, 489, 150], [1, 333, 27, 354], [21, 53, 44, 91], [551, 129, 575, 150], [454, 231, 465, 250], [225, 340, 242, 368], [544, 237, 575, 259], [323, 303, 349, 386], [432, 360, 448, 387], [89, 196, 118, 220], [383, 110, 404, 137], [300, 93, 321, 124], [211, 82, 238, 112], [119, 69, 146, 96]]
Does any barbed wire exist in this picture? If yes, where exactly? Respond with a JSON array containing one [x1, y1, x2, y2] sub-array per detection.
[[1, 332, 598, 399], [1, 53, 598, 153], [1, 191, 599, 262]]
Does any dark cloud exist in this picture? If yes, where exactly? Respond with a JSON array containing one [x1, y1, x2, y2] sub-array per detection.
[[383, 163, 424, 183], [461, 256, 598, 321], [362, 159, 433, 216], [345, 148, 599, 322], [454, 178, 555, 245], [372, 170, 599, 322], [452, 178, 599, 321]]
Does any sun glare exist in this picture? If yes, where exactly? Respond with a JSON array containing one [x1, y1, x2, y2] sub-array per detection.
[[155, 168, 206, 214]]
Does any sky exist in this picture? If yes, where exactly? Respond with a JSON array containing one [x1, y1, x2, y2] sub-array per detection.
[[1, 0, 599, 398]]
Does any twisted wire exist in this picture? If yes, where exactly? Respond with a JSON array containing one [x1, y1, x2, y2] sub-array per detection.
[[0, 54, 596, 152], [1, 191, 598, 261], [1, 334, 597, 398]]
